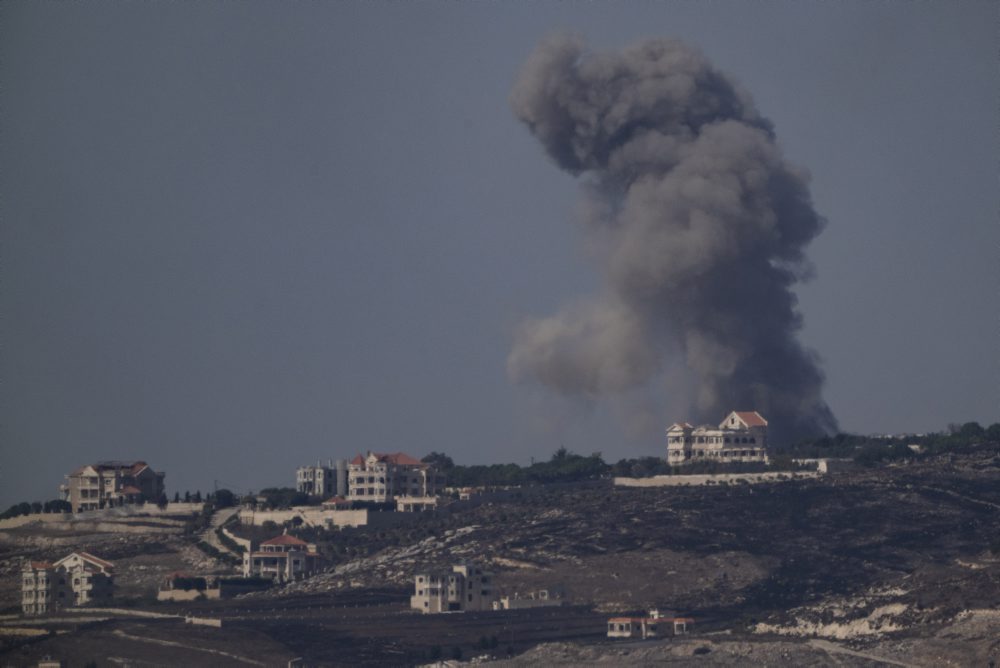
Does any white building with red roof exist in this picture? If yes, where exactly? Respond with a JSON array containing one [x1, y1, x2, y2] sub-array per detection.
[[607, 609, 692, 639], [62, 460, 165, 512], [666, 411, 769, 465], [242, 531, 323, 583], [347, 451, 445, 504]]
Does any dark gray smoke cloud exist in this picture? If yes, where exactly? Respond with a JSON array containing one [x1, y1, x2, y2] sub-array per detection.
[[508, 35, 837, 445]]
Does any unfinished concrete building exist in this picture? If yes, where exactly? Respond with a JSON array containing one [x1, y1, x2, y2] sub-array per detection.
[[411, 562, 495, 613]]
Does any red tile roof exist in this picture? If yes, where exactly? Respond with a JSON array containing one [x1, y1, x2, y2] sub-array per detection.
[[120, 485, 143, 495], [29, 561, 54, 570], [384, 452, 424, 466], [261, 534, 308, 547], [70, 461, 151, 476], [734, 411, 768, 427], [78, 551, 115, 569]]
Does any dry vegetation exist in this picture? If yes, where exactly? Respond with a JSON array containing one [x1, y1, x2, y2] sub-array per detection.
[[2, 446, 998, 666]]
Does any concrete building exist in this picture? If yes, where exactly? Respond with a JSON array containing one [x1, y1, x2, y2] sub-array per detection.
[[21, 561, 58, 615], [607, 609, 692, 639], [22, 552, 114, 615], [666, 411, 768, 465], [494, 588, 564, 610], [395, 495, 438, 512], [347, 452, 444, 504], [296, 459, 348, 497], [62, 461, 165, 512], [242, 532, 323, 583], [411, 562, 495, 613]]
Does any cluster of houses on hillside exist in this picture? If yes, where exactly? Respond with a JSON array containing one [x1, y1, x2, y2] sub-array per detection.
[[58, 410, 770, 517], [58, 449, 444, 515]]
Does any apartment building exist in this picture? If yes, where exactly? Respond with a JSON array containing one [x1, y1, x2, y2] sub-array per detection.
[[242, 532, 323, 583], [347, 452, 444, 504], [21, 561, 58, 615], [666, 411, 769, 465], [411, 562, 495, 613], [62, 461, 165, 512], [296, 459, 348, 497], [22, 552, 114, 615]]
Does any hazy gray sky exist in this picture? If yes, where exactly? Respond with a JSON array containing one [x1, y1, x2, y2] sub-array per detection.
[[2, 2, 996, 506]]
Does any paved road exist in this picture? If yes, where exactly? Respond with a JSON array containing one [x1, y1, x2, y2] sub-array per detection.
[[198, 506, 241, 557], [808, 638, 913, 667]]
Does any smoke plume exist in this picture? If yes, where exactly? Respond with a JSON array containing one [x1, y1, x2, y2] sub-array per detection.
[[508, 35, 837, 445]]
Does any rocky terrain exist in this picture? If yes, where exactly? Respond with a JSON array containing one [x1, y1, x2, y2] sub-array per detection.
[[1, 446, 998, 666]]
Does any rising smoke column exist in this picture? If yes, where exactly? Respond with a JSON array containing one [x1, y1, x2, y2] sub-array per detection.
[[508, 35, 837, 445]]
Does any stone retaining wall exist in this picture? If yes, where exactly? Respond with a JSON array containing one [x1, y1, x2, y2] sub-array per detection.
[[614, 471, 821, 487]]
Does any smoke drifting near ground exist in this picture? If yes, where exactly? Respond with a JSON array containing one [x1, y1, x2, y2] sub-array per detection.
[[508, 35, 837, 445]]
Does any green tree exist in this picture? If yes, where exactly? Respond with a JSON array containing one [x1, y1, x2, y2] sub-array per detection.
[[422, 452, 455, 470], [214, 489, 236, 508], [959, 422, 985, 439], [986, 423, 1000, 441]]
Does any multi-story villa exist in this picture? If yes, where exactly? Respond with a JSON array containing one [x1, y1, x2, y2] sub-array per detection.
[[411, 562, 495, 614], [666, 411, 769, 465], [21, 561, 58, 615], [347, 452, 444, 504], [296, 459, 348, 497], [22, 551, 114, 615], [242, 532, 323, 583], [62, 461, 165, 512]]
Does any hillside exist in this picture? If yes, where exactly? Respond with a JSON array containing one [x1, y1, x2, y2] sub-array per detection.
[[2, 446, 998, 666]]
